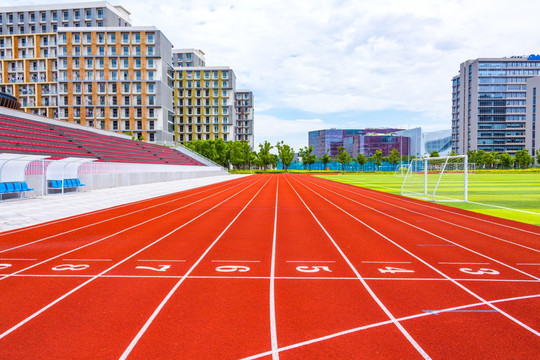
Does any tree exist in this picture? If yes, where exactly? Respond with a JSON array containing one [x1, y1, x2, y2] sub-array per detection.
[[536, 149, 540, 166], [299, 145, 317, 171], [229, 141, 244, 170], [514, 149, 533, 169], [388, 148, 400, 170], [335, 146, 351, 171], [429, 150, 440, 158], [482, 151, 497, 169], [320, 149, 332, 170], [257, 141, 274, 170], [214, 138, 229, 167], [276, 141, 295, 171], [475, 149, 486, 168], [499, 152, 514, 169], [369, 149, 383, 171], [356, 153, 368, 171]]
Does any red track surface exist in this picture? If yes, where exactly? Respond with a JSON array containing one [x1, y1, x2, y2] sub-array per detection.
[[0, 174, 539, 359]]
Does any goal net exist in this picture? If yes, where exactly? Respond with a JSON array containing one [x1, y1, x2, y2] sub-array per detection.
[[401, 155, 468, 202]]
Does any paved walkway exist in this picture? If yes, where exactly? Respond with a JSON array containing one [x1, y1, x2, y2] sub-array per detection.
[[0, 174, 249, 233]]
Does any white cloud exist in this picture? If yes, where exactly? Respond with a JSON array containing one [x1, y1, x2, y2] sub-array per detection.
[[7, 0, 540, 147]]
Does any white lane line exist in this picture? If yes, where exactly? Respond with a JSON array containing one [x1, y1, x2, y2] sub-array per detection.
[[316, 177, 540, 241], [284, 175, 431, 360], [0, 258, 37, 261], [286, 260, 336, 263], [241, 293, 540, 359], [211, 260, 261, 263], [361, 261, 412, 264], [294, 176, 540, 339], [304, 178, 540, 281], [137, 259, 186, 262], [466, 200, 540, 216], [0, 176, 246, 238], [517, 263, 540, 266], [0, 178, 253, 255], [438, 262, 490, 265], [119, 176, 272, 360], [63, 259, 112, 261], [0, 178, 252, 284], [0, 176, 265, 342], [8, 273, 540, 283], [269, 176, 279, 360]]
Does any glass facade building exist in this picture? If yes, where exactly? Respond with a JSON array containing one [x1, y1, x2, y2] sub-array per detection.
[[452, 56, 540, 155], [308, 128, 409, 158]]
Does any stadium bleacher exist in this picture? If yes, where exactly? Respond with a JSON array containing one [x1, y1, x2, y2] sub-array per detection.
[[0, 115, 204, 166]]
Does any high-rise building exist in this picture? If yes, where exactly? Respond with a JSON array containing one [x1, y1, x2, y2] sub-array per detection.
[[173, 67, 235, 143], [235, 90, 254, 149], [56, 26, 174, 142], [172, 49, 205, 68], [0, 2, 254, 146], [0, 2, 131, 118], [452, 56, 540, 156]]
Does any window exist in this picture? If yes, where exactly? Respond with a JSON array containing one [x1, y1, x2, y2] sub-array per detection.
[[74, 10, 80, 20], [122, 33, 129, 44], [19, 13, 24, 22], [122, 46, 129, 55], [63, 11, 69, 21], [52, 11, 57, 21], [30, 13, 35, 22], [73, 34, 80, 44], [85, 9, 92, 20], [97, 8, 103, 18], [133, 33, 140, 43], [147, 46, 154, 56], [146, 33, 154, 43]]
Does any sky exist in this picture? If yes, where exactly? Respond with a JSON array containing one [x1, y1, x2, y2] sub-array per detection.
[[7, 0, 540, 151]]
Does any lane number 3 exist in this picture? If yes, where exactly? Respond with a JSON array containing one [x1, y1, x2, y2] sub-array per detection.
[[459, 268, 500, 275]]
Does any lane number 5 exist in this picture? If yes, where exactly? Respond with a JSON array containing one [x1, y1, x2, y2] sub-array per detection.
[[296, 266, 332, 273]]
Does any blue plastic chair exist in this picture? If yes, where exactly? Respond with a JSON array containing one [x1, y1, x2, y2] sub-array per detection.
[[20, 182, 33, 191], [0, 183, 6, 193], [6, 183, 15, 192], [13, 182, 22, 192]]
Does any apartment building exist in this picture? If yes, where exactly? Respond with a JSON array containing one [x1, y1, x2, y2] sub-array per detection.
[[56, 26, 174, 142], [172, 48, 205, 68], [0, 2, 131, 119], [452, 55, 540, 156], [235, 90, 254, 148], [0, 2, 254, 146], [173, 67, 235, 143]]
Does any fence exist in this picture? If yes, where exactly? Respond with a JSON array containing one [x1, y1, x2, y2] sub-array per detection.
[[1, 154, 227, 200]]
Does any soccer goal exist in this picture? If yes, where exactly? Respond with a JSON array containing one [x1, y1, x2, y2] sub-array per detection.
[[401, 155, 468, 202]]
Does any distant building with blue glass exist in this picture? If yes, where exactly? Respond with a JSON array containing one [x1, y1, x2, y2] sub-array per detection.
[[308, 128, 410, 158], [452, 55, 540, 156]]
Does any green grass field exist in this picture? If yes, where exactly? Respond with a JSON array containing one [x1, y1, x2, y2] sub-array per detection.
[[316, 173, 540, 226]]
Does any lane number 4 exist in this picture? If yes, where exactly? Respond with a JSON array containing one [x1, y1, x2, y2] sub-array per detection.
[[378, 266, 415, 274]]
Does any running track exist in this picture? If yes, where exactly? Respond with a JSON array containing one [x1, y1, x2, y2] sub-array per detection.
[[0, 174, 538, 359]]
